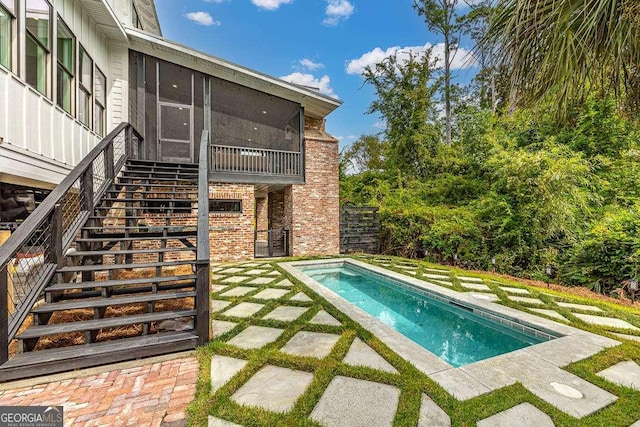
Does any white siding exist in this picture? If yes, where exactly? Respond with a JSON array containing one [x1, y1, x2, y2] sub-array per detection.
[[0, 0, 116, 187]]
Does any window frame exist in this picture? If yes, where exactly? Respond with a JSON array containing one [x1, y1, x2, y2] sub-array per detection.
[[25, 0, 52, 96], [94, 65, 106, 136], [209, 199, 243, 214], [0, 0, 16, 71], [55, 15, 75, 114], [77, 45, 92, 127]]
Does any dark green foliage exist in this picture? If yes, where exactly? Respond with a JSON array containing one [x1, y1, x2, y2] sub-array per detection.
[[342, 96, 640, 292]]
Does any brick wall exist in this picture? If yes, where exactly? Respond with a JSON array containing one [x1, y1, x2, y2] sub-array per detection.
[[208, 184, 255, 262], [255, 197, 268, 231], [290, 117, 339, 256]]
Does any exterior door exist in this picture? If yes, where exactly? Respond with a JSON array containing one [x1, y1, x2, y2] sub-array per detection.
[[158, 103, 193, 162]]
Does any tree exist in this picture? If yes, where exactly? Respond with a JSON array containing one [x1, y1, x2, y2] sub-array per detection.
[[483, 0, 640, 118], [413, 0, 464, 145], [340, 134, 386, 175], [460, 0, 501, 111], [363, 50, 441, 179]]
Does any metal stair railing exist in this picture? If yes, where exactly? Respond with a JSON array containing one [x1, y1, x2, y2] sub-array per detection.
[[195, 130, 210, 345], [0, 123, 143, 363]]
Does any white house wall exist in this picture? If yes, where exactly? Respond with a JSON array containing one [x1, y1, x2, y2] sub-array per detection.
[[0, 0, 121, 187]]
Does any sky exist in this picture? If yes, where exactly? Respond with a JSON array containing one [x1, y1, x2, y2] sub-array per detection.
[[154, 0, 478, 150]]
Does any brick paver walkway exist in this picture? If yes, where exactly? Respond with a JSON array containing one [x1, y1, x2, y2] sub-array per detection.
[[0, 355, 199, 427]]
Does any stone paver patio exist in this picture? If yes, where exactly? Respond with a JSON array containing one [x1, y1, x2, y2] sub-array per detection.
[[6, 256, 635, 427]]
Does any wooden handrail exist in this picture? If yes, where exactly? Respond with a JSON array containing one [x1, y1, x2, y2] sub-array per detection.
[[0, 123, 140, 265], [0, 123, 143, 361]]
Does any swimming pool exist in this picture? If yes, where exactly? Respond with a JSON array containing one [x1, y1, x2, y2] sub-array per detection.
[[302, 263, 551, 367]]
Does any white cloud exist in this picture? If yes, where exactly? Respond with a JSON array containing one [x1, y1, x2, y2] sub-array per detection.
[[280, 72, 338, 99], [205, 0, 229, 3], [299, 58, 325, 71], [347, 135, 357, 140], [185, 11, 220, 26], [373, 120, 387, 130], [323, 0, 354, 26], [252, 0, 294, 10], [346, 43, 475, 75]]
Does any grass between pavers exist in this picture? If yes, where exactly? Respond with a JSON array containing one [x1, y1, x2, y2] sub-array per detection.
[[187, 256, 640, 426]]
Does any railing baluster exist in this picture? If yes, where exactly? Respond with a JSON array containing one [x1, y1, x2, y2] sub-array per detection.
[[0, 264, 8, 364], [105, 141, 115, 183], [50, 204, 64, 269]]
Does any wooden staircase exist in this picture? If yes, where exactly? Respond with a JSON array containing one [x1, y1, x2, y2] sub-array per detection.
[[0, 156, 210, 381]]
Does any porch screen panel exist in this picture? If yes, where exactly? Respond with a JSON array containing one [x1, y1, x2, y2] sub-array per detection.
[[211, 77, 301, 152], [144, 56, 157, 160]]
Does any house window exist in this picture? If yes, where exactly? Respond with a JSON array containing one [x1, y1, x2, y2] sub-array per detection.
[[56, 17, 74, 113], [94, 66, 106, 135], [209, 199, 242, 214], [25, 0, 51, 95], [78, 46, 92, 127], [132, 2, 143, 30], [0, 0, 15, 70]]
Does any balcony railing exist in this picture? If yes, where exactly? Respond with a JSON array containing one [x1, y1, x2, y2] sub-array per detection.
[[210, 145, 303, 183]]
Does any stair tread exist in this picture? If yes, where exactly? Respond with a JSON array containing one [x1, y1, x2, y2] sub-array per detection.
[[76, 232, 196, 242], [68, 247, 195, 257], [82, 226, 197, 231], [17, 310, 197, 339], [57, 259, 196, 273], [47, 274, 197, 291], [1, 331, 197, 369], [32, 290, 196, 313], [100, 198, 197, 202]]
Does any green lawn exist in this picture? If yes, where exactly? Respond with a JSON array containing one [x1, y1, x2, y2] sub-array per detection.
[[188, 255, 640, 426]]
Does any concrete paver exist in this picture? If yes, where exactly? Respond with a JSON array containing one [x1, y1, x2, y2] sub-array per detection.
[[209, 416, 244, 427], [219, 286, 256, 297], [221, 276, 250, 284], [226, 326, 284, 349], [251, 288, 289, 300], [529, 308, 567, 321], [457, 276, 483, 283], [243, 269, 269, 276], [424, 273, 451, 280], [309, 310, 341, 326], [222, 302, 265, 318], [430, 368, 492, 400], [248, 277, 277, 285], [597, 361, 640, 391], [211, 300, 232, 312], [469, 293, 500, 302], [342, 338, 398, 374], [281, 331, 341, 359], [460, 283, 491, 291], [231, 365, 313, 412], [573, 313, 640, 331], [508, 296, 545, 305], [218, 268, 244, 274], [290, 292, 313, 302], [499, 286, 530, 295], [212, 284, 228, 292], [262, 306, 309, 322], [212, 320, 238, 338], [275, 279, 294, 287], [210, 356, 247, 393], [476, 403, 554, 427], [556, 302, 603, 312], [417, 394, 451, 427], [310, 376, 400, 427], [612, 333, 640, 342]]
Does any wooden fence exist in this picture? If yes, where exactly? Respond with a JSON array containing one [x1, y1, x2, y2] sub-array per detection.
[[339, 206, 380, 254]]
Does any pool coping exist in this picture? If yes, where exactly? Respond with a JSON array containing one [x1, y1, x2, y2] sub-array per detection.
[[280, 258, 621, 406]]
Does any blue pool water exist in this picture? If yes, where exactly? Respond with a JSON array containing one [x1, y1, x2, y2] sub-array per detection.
[[303, 264, 546, 367]]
